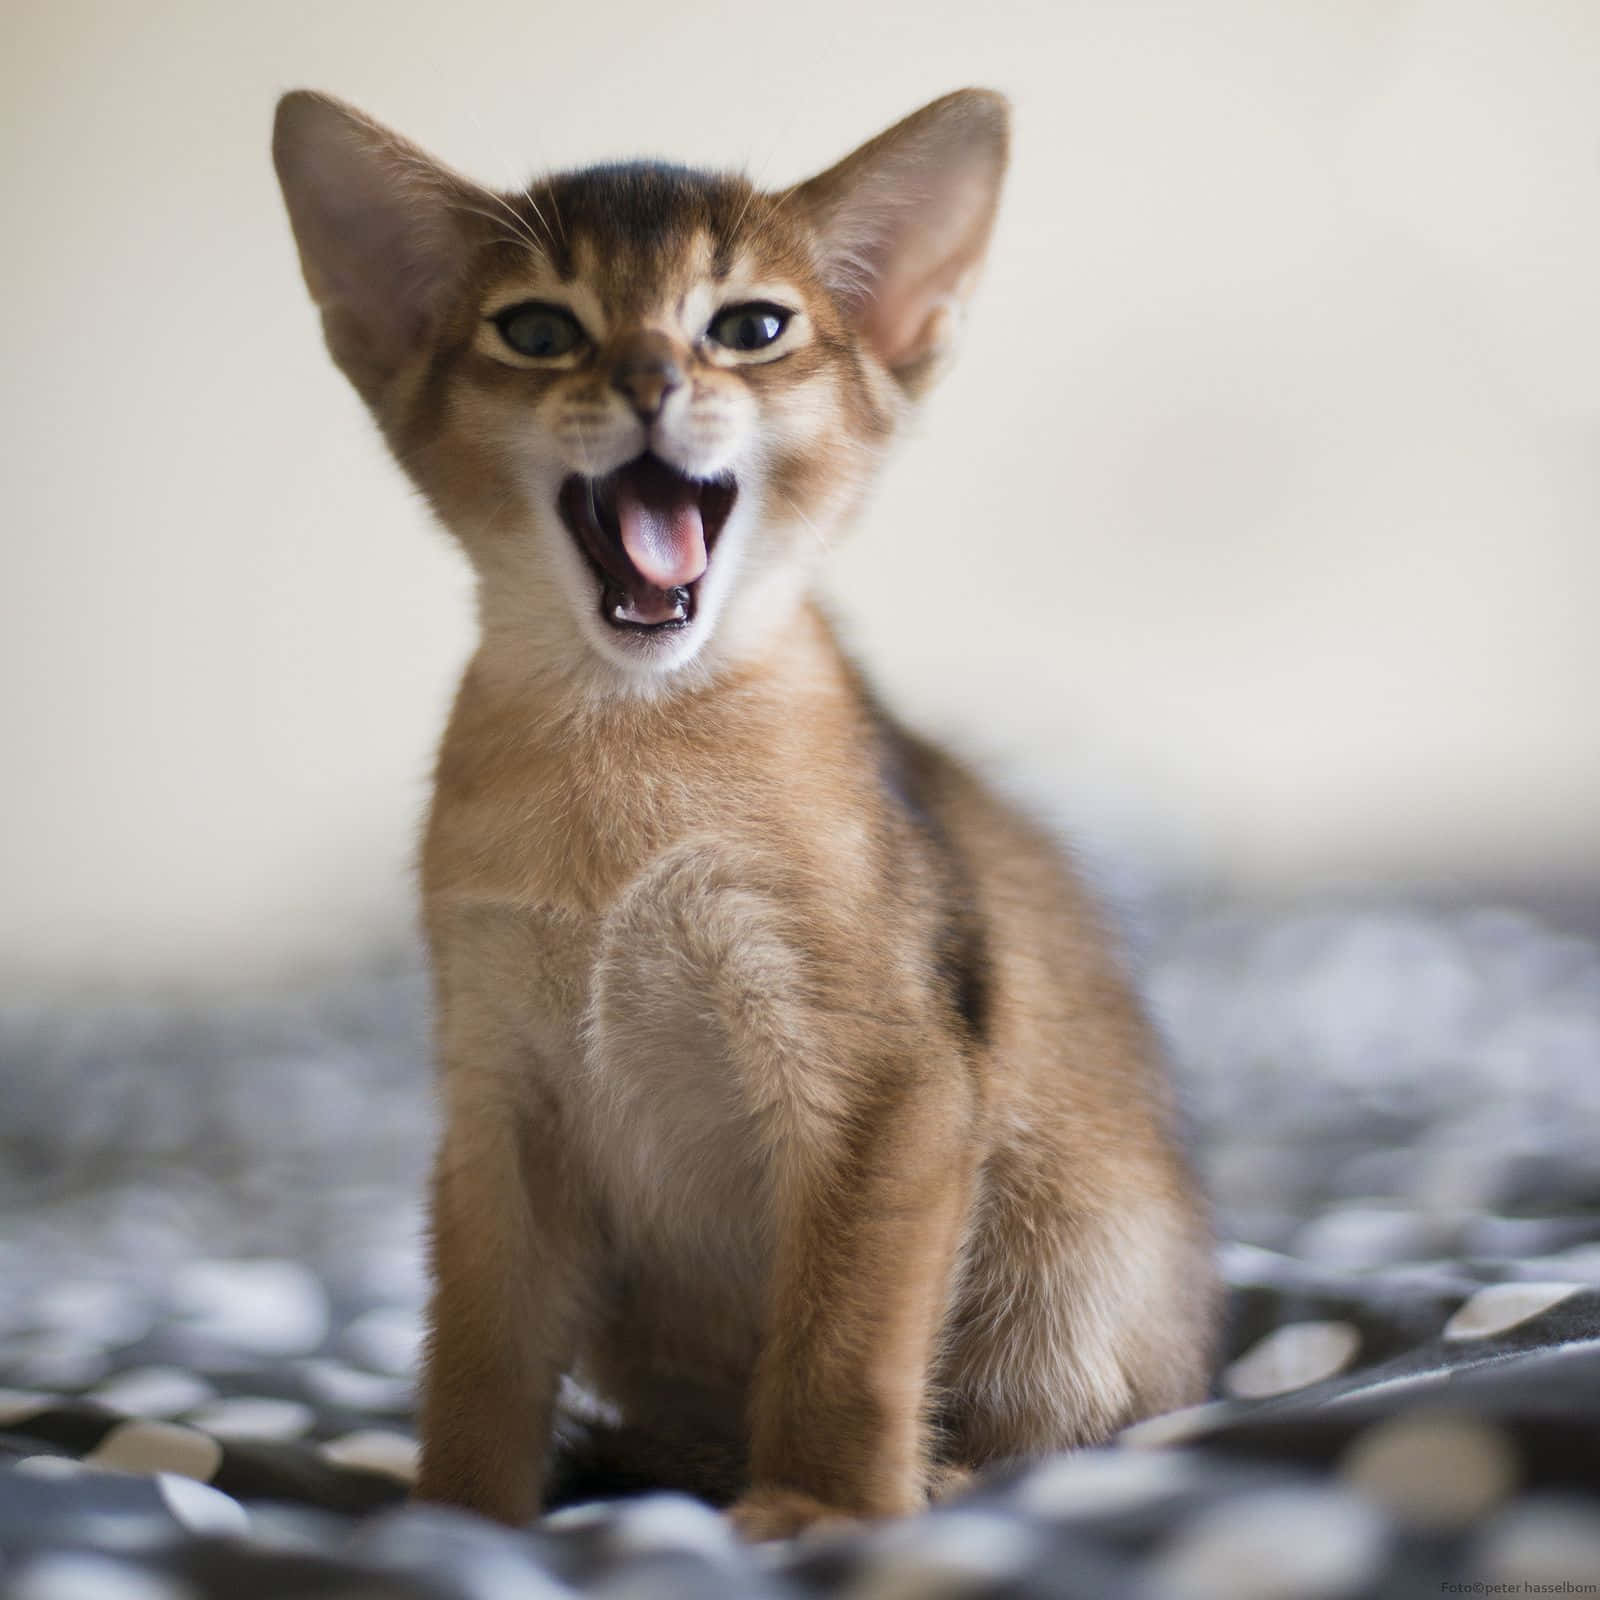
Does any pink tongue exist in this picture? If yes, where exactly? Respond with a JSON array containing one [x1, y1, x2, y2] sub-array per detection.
[[615, 480, 707, 589]]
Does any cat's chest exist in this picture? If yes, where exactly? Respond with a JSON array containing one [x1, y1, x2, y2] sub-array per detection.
[[423, 674, 850, 1236], [497, 870, 772, 1275]]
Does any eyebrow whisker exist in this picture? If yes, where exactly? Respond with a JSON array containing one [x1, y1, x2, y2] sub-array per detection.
[[531, 179, 567, 248]]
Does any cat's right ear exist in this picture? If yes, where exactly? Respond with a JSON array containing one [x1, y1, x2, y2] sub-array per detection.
[[273, 92, 481, 395]]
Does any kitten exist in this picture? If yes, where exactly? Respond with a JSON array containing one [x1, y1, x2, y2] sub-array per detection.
[[273, 88, 1218, 1539]]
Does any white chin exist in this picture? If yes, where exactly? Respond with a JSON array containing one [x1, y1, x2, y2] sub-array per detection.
[[559, 573, 721, 680], [587, 614, 708, 677]]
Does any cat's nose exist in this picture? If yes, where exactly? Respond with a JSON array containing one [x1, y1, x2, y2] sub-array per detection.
[[609, 333, 684, 422]]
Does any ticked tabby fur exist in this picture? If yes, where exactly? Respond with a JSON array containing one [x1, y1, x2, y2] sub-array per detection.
[[272, 87, 1218, 1540]]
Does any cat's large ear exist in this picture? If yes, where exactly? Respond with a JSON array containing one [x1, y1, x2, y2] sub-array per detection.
[[793, 89, 1009, 393], [273, 91, 483, 396]]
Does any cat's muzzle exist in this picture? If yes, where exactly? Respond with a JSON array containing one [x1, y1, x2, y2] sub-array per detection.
[[558, 456, 737, 632]]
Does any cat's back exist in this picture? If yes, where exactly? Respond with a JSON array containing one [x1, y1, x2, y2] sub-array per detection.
[[878, 722, 1186, 1161]]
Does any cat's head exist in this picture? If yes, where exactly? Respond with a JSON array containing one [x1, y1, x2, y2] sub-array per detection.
[[273, 90, 1008, 691]]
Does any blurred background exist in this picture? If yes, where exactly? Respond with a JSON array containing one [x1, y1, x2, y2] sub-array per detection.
[[3, 14, 1600, 1589], [3, 0, 1598, 996]]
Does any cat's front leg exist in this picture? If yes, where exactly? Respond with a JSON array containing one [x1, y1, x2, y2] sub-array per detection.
[[731, 1059, 979, 1539], [414, 1028, 594, 1526]]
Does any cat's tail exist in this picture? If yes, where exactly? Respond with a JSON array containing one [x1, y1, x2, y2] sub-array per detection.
[[544, 1403, 748, 1510]]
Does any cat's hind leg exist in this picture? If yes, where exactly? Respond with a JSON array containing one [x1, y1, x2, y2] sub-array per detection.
[[937, 1151, 1218, 1466]]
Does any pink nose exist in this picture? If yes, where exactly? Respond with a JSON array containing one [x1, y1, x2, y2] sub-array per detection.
[[609, 332, 685, 421]]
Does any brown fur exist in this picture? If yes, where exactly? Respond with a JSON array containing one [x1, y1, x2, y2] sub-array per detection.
[[272, 87, 1219, 1539]]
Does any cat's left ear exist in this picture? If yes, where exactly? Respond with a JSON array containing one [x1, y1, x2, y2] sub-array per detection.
[[794, 89, 1009, 395]]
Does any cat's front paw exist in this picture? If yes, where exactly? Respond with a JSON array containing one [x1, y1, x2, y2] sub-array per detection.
[[726, 1486, 858, 1543]]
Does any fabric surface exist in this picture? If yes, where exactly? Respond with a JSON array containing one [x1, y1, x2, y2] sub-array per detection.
[[3, 893, 1599, 1597]]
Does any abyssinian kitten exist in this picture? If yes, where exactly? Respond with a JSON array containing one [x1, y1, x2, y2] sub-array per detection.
[[273, 86, 1218, 1539]]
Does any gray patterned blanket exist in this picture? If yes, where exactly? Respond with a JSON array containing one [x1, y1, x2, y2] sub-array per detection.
[[3, 893, 1599, 1597]]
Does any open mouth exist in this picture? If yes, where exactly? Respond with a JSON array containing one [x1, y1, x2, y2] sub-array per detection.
[[557, 456, 737, 632]]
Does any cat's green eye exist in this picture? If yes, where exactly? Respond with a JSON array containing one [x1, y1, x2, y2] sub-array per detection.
[[493, 301, 586, 360], [707, 303, 790, 354]]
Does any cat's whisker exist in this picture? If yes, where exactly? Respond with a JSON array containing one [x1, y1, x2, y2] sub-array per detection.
[[534, 176, 568, 247], [460, 105, 552, 254], [776, 490, 830, 551], [453, 202, 544, 256], [570, 410, 600, 484], [728, 108, 802, 243], [388, 141, 541, 256], [475, 491, 519, 540], [731, 192, 787, 262], [513, 187, 557, 252], [482, 191, 548, 255], [725, 181, 762, 247]]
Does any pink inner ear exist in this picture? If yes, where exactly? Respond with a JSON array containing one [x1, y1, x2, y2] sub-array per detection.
[[796, 92, 1007, 380], [855, 164, 999, 372], [300, 163, 455, 362], [864, 264, 960, 372], [274, 93, 471, 384]]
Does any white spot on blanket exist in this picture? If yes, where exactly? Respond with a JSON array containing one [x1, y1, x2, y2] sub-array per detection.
[[1152, 1486, 1387, 1600], [1293, 1207, 1436, 1269], [86, 1420, 222, 1482], [606, 1493, 739, 1567], [321, 1429, 418, 1483], [186, 1396, 314, 1439], [852, 1512, 1040, 1597], [90, 1366, 216, 1418], [172, 1260, 329, 1357], [1017, 1448, 1194, 1517], [8, 1553, 193, 1600], [157, 1473, 250, 1538], [340, 1306, 423, 1376], [1120, 1400, 1236, 1449], [1341, 1414, 1518, 1530], [540, 1501, 614, 1532], [4, 1335, 109, 1390], [1443, 1281, 1581, 1340], [1224, 1321, 1362, 1398], [298, 1358, 412, 1412], [14, 1456, 86, 1479], [28, 1281, 153, 1349]]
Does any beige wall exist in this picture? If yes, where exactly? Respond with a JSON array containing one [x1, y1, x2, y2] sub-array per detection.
[[4, 1, 1597, 993]]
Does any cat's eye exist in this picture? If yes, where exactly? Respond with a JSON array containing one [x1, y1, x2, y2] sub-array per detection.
[[492, 301, 587, 361], [707, 303, 791, 354]]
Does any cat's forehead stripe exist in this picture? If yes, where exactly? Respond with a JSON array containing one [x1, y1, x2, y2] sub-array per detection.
[[521, 161, 773, 302]]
